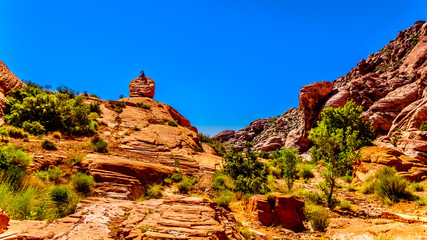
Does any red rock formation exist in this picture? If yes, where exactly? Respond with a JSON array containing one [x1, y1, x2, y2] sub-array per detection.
[[0, 60, 26, 116], [129, 70, 155, 98], [0, 209, 9, 233], [246, 194, 305, 232]]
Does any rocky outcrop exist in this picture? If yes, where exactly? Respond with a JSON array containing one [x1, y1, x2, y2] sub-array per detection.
[[129, 70, 155, 98], [245, 194, 305, 232], [0, 196, 244, 240], [216, 107, 302, 151], [0, 209, 9, 233], [354, 146, 427, 182], [221, 21, 427, 152], [0, 60, 26, 117]]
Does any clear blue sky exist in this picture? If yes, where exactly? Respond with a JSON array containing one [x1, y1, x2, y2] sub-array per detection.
[[1, 1, 426, 136]]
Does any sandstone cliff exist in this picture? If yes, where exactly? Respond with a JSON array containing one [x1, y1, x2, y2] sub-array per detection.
[[218, 21, 427, 156]]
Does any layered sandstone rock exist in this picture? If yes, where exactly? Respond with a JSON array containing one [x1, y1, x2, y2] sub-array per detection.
[[129, 70, 155, 98], [216, 107, 302, 151], [0, 196, 244, 240], [354, 146, 427, 182], [245, 194, 305, 232], [0, 60, 26, 117]]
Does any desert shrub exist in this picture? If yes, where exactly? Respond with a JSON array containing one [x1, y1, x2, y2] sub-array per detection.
[[35, 171, 49, 181], [42, 140, 57, 150], [71, 173, 94, 194], [411, 182, 425, 192], [343, 174, 354, 183], [91, 135, 108, 153], [5, 85, 97, 135], [420, 121, 427, 131], [297, 163, 315, 179], [52, 131, 62, 139], [177, 177, 198, 194], [5, 126, 27, 139], [340, 200, 352, 210], [257, 151, 270, 159], [268, 165, 282, 178], [145, 184, 164, 199], [89, 102, 101, 114], [306, 204, 330, 232], [305, 192, 324, 205], [47, 167, 62, 183], [50, 186, 70, 204], [0, 145, 31, 183], [171, 171, 183, 183], [266, 193, 276, 209], [224, 143, 269, 194], [22, 121, 46, 135], [376, 167, 413, 205], [167, 120, 178, 127], [361, 177, 378, 194], [416, 197, 427, 206], [67, 154, 86, 165], [136, 102, 151, 110], [213, 190, 233, 208]]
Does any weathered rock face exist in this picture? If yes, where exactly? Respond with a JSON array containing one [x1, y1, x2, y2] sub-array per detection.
[[0, 60, 26, 117], [354, 146, 427, 182], [216, 107, 303, 151], [0, 196, 245, 240], [129, 70, 156, 98], [245, 194, 305, 232], [221, 21, 427, 153]]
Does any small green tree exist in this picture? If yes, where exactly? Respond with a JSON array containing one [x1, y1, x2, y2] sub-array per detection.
[[223, 142, 269, 194], [308, 100, 373, 206], [279, 147, 299, 191]]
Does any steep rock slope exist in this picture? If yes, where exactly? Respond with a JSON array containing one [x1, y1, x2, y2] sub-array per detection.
[[217, 21, 427, 155]]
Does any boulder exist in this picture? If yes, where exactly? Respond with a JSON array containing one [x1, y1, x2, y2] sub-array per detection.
[[246, 194, 305, 232], [213, 130, 235, 142], [129, 70, 155, 98], [0, 209, 9, 232]]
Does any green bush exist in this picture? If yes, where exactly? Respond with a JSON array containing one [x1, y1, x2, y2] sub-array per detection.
[[91, 135, 108, 153], [71, 172, 94, 194], [5, 85, 98, 135], [297, 164, 315, 179], [67, 154, 86, 165], [171, 171, 183, 183], [420, 121, 427, 131], [89, 102, 101, 114], [23, 121, 46, 135], [340, 200, 352, 210], [35, 171, 49, 181], [4, 126, 28, 139], [50, 186, 69, 204], [305, 192, 324, 205], [343, 174, 354, 183], [411, 182, 425, 192], [47, 167, 62, 183], [306, 204, 330, 232], [0, 145, 31, 183], [167, 120, 178, 127], [42, 140, 57, 150], [257, 151, 270, 159], [415, 197, 427, 206], [145, 184, 164, 199], [213, 190, 233, 208], [136, 102, 151, 110], [177, 177, 197, 194], [360, 177, 378, 194], [376, 167, 413, 205], [224, 143, 269, 194]]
